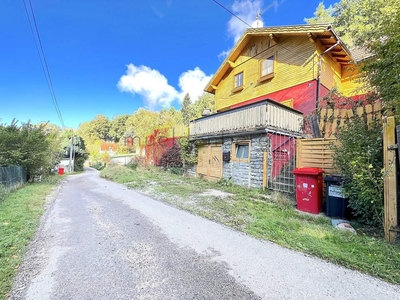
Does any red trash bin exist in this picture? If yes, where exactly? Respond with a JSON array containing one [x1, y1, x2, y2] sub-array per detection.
[[58, 167, 64, 175], [292, 168, 324, 214]]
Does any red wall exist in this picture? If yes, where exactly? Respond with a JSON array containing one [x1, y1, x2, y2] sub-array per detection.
[[230, 80, 330, 115]]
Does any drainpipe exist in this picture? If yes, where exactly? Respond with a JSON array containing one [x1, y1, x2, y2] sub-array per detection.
[[316, 41, 340, 111]]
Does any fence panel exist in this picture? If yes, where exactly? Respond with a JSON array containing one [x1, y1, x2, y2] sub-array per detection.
[[0, 166, 27, 189], [296, 138, 339, 175]]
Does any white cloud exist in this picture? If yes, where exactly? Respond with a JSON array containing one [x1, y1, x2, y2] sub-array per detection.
[[218, 49, 231, 61], [117, 64, 212, 108], [228, 0, 264, 42], [225, 0, 280, 43], [117, 64, 178, 109], [178, 67, 212, 102]]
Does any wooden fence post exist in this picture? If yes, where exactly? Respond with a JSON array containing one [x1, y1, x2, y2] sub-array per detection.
[[383, 116, 398, 243]]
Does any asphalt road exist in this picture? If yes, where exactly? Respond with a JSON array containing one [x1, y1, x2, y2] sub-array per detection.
[[10, 168, 400, 300]]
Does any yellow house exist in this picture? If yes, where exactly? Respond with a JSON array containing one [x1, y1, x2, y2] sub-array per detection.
[[205, 24, 369, 115], [189, 24, 371, 192]]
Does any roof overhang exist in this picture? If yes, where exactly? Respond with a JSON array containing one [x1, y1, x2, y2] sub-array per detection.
[[205, 24, 355, 93]]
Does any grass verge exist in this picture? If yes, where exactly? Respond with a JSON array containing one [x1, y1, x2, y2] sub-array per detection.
[[0, 175, 62, 299], [101, 165, 400, 285]]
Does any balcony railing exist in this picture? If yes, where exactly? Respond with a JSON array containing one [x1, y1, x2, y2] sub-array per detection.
[[190, 100, 303, 138]]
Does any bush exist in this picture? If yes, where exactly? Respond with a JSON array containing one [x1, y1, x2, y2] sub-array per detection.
[[125, 156, 148, 170], [91, 161, 106, 170], [159, 144, 183, 169], [331, 117, 384, 226], [126, 161, 138, 170], [169, 167, 183, 175], [74, 157, 86, 172]]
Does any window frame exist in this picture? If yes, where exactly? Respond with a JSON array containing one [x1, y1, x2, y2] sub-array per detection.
[[232, 140, 251, 162], [233, 71, 244, 93], [259, 55, 275, 82]]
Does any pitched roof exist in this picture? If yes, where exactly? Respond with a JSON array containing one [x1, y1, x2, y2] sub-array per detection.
[[205, 24, 357, 93]]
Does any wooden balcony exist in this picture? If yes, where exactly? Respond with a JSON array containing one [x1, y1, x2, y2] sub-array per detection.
[[190, 100, 303, 138]]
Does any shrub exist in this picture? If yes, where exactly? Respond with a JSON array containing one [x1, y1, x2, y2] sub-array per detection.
[[159, 144, 183, 169], [126, 161, 138, 170], [331, 117, 384, 226], [169, 167, 183, 175], [125, 156, 148, 170], [74, 157, 86, 172], [91, 161, 106, 170]]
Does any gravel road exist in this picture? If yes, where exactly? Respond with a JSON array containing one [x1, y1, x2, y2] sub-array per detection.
[[9, 168, 400, 300]]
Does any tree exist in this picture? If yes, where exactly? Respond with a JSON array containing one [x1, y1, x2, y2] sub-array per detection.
[[361, 12, 400, 117], [61, 131, 88, 172], [193, 93, 215, 118], [306, 0, 400, 116], [181, 93, 195, 125], [0, 121, 60, 177], [125, 109, 159, 142], [109, 114, 129, 142], [304, 2, 335, 24], [158, 107, 183, 129], [333, 0, 400, 47]]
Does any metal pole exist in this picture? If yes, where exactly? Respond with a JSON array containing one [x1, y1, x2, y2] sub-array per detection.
[[69, 135, 73, 173]]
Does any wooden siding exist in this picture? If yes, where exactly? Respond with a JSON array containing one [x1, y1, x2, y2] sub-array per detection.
[[318, 42, 368, 97], [214, 35, 367, 113], [215, 36, 316, 111], [190, 101, 303, 137], [296, 138, 339, 175]]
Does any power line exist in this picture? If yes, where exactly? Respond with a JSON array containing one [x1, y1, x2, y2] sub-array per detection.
[[213, 0, 252, 28], [22, 0, 65, 128]]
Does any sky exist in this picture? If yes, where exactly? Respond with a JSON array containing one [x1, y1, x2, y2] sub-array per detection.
[[0, 0, 338, 129]]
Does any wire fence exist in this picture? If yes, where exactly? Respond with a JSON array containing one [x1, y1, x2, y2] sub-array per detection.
[[0, 166, 27, 189]]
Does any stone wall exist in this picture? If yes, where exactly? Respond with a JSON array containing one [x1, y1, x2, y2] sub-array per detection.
[[222, 134, 270, 188]]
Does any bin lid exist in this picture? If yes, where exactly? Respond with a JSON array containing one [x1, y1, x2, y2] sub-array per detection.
[[292, 167, 324, 175], [324, 174, 343, 183]]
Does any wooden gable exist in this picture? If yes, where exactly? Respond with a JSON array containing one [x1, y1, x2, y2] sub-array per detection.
[[205, 24, 365, 114]]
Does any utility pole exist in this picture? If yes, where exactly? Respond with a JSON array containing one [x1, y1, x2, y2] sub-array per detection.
[[69, 135, 73, 173]]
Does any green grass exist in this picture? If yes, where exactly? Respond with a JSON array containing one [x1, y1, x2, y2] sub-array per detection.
[[101, 164, 400, 285], [0, 176, 62, 299]]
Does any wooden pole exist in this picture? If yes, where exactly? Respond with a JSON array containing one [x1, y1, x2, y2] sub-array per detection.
[[383, 116, 398, 243], [263, 151, 268, 191]]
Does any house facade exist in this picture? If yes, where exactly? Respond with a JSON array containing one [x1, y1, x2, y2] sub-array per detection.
[[189, 24, 369, 192]]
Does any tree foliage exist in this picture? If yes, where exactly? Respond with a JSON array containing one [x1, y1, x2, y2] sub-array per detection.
[[181, 93, 195, 125], [0, 121, 61, 177], [193, 93, 215, 118], [306, 0, 400, 116], [331, 117, 384, 226], [109, 114, 130, 142], [304, 2, 335, 24], [159, 144, 183, 169]]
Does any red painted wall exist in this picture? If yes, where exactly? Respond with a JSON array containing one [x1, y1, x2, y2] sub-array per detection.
[[230, 80, 330, 115]]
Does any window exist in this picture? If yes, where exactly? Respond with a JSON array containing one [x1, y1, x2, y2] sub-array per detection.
[[260, 56, 275, 81], [232, 141, 250, 161], [234, 72, 243, 88]]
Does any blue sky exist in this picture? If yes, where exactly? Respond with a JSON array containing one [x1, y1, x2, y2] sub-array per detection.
[[0, 0, 337, 128]]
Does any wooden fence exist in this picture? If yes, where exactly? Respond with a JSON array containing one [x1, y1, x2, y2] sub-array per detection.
[[296, 138, 338, 175], [319, 102, 382, 138], [383, 116, 398, 242], [297, 116, 399, 243]]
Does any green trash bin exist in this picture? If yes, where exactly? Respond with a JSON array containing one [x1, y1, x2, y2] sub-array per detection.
[[324, 175, 350, 219]]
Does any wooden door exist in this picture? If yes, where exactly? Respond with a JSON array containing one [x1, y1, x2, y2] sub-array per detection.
[[197, 144, 222, 180]]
